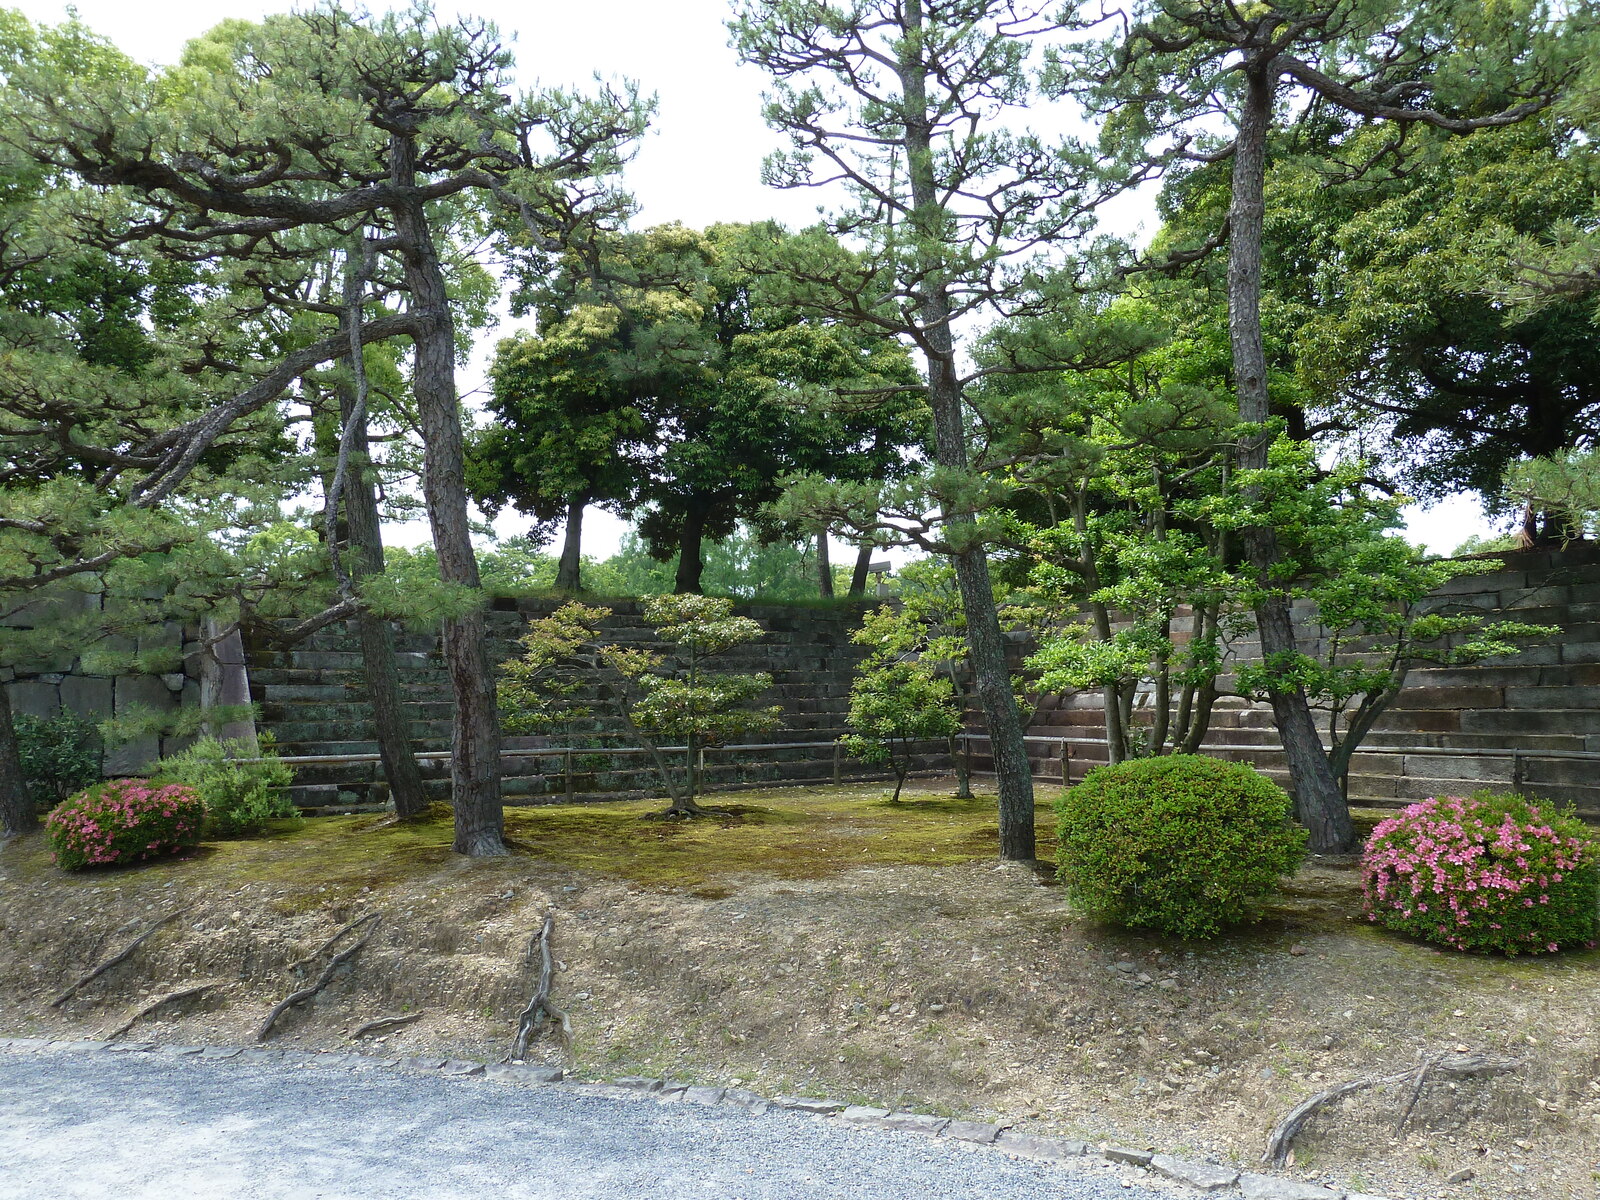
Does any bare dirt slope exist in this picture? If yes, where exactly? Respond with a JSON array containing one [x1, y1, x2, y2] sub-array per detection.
[[1, 783, 1594, 1200]]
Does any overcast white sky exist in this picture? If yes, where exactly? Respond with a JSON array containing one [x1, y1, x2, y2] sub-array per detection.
[[14, 0, 1502, 558]]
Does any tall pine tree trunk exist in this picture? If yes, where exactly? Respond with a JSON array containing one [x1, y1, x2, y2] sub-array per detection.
[[901, 0, 1034, 860], [556, 498, 585, 592], [0, 686, 35, 839], [675, 502, 708, 594], [335, 328, 429, 821], [1229, 68, 1353, 854], [390, 138, 505, 857], [816, 530, 834, 598]]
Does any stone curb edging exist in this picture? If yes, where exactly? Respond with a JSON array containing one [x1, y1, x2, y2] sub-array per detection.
[[0, 1038, 1392, 1200]]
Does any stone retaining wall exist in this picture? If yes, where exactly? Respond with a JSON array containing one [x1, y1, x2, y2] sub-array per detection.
[[246, 597, 927, 810], [11, 546, 1596, 817], [1009, 545, 1600, 816]]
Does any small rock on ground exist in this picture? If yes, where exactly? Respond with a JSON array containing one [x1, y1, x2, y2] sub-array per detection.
[[1148, 1155, 1239, 1192], [678, 1086, 727, 1106], [771, 1096, 845, 1115], [1238, 1173, 1343, 1200], [721, 1089, 772, 1114], [1102, 1147, 1154, 1167], [838, 1106, 892, 1126], [997, 1132, 1088, 1161], [484, 1063, 562, 1085], [878, 1113, 949, 1135], [943, 1120, 1000, 1144]]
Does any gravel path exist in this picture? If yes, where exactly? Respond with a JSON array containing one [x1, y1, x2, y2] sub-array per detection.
[[0, 1048, 1174, 1200]]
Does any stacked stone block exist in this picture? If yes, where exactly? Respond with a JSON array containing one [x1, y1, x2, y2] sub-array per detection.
[[247, 598, 916, 811], [1017, 545, 1600, 817]]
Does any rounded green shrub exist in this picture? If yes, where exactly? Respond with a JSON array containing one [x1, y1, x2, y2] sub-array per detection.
[[1362, 792, 1599, 955], [1054, 754, 1307, 938], [45, 778, 205, 871]]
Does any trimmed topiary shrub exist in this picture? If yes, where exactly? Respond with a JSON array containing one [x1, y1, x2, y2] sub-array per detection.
[[1361, 792, 1599, 955], [1054, 754, 1308, 938], [152, 736, 295, 837], [44, 778, 205, 871]]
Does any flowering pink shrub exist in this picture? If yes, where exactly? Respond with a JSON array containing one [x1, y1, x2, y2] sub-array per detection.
[[45, 778, 205, 872], [1362, 792, 1599, 955]]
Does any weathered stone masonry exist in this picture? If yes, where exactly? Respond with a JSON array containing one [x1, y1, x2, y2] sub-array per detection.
[[1013, 546, 1600, 817]]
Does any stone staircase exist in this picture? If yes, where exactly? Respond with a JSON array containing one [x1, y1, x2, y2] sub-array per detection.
[[247, 598, 907, 811], [1013, 546, 1600, 818]]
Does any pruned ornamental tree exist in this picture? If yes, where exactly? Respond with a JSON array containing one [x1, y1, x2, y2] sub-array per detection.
[[499, 596, 780, 816], [1057, 0, 1592, 851], [1502, 449, 1600, 544], [1001, 305, 1243, 764], [731, 0, 1136, 861], [629, 594, 783, 812], [1229, 444, 1556, 793], [4, 4, 648, 855], [841, 605, 964, 802], [303, 255, 430, 819]]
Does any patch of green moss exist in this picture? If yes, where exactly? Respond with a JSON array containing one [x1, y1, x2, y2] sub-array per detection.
[[1, 782, 1054, 899], [499, 786, 1051, 889]]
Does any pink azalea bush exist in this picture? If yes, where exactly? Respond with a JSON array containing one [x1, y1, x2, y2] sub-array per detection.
[[45, 778, 205, 872], [1361, 792, 1599, 955]]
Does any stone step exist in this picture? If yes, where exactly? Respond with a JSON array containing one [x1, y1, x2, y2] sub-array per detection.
[[1461, 709, 1600, 736]]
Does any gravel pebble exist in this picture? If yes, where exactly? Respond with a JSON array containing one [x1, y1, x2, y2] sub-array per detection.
[[0, 1050, 1172, 1199]]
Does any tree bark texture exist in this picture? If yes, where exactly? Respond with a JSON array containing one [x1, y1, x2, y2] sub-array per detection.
[[389, 136, 505, 856], [674, 502, 708, 595], [849, 542, 874, 596], [0, 685, 36, 839], [900, 0, 1034, 860], [556, 499, 585, 592], [816, 531, 834, 598], [200, 618, 259, 749], [1229, 68, 1354, 853], [336, 360, 429, 821]]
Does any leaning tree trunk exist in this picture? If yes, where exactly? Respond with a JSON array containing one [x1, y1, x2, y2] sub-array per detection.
[[900, 12, 1034, 860], [335, 355, 429, 821], [674, 503, 708, 595], [556, 498, 585, 592], [390, 139, 505, 857], [0, 685, 35, 839], [1229, 67, 1353, 854], [849, 542, 874, 597]]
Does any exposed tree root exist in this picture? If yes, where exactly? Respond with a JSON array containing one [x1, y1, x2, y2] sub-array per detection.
[[288, 912, 380, 977], [51, 907, 189, 1008], [349, 1012, 423, 1039], [509, 913, 569, 1060], [256, 913, 380, 1042], [102, 981, 221, 1041], [1263, 1052, 1520, 1168]]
